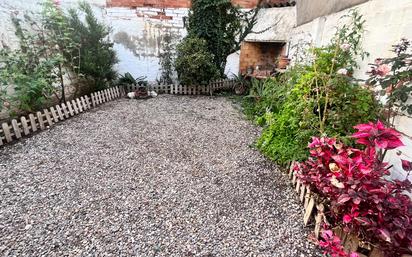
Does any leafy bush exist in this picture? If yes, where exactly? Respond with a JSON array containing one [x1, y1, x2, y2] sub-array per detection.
[[118, 72, 147, 87], [67, 1, 118, 94], [0, 0, 118, 114], [41, 0, 80, 102], [0, 9, 65, 114], [367, 38, 412, 117], [252, 10, 379, 165], [243, 74, 294, 125], [175, 37, 219, 85], [319, 230, 359, 257], [294, 122, 412, 256]]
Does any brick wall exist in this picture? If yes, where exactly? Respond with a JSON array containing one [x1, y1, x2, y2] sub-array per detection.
[[106, 0, 285, 8], [239, 42, 285, 74]]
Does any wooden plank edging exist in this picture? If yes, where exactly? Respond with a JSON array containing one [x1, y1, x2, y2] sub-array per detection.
[[287, 162, 388, 257]]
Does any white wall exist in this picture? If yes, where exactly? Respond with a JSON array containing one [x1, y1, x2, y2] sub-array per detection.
[[0, 0, 188, 82], [225, 51, 240, 78], [288, 0, 412, 180], [105, 7, 188, 82]]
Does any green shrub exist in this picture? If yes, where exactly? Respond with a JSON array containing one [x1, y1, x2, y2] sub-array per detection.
[[244, 10, 380, 166], [67, 1, 118, 94], [175, 37, 219, 85], [0, 9, 65, 114], [0, 1, 118, 115]]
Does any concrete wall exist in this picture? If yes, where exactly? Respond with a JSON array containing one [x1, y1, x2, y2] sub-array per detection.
[[106, 6, 188, 81], [0, 0, 188, 82], [244, 6, 296, 42], [296, 0, 369, 25], [289, 0, 412, 179]]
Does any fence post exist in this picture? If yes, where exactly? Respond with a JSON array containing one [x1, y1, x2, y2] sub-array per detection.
[[1, 123, 12, 143], [11, 119, 21, 139], [36, 112, 45, 130], [29, 114, 37, 132], [20, 116, 30, 135]]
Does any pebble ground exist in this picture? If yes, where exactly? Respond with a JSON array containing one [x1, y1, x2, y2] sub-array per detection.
[[0, 95, 321, 256]]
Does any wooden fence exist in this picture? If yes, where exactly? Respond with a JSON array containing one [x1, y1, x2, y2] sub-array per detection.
[[287, 162, 410, 257], [0, 86, 122, 146], [0, 79, 236, 147], [123, 79, 237, 96]]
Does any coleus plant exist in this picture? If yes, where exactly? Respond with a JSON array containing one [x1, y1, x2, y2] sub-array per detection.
[[294, 121, 412, 256], [319, 230, 359, 257]]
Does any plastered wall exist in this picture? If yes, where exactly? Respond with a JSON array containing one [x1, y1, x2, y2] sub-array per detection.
[[289, 0, 412, 179]]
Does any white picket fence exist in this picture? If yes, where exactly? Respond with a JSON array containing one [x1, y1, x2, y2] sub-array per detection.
[[0, 79, 237, 147], [0, 86, 122, 146], [123, 79, 237, 96]]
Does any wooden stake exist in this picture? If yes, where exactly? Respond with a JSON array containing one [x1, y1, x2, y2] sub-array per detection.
[[60, 103, 70, 118], [91, 93, 96, 107], [85, 96, 91, 109], [304, 186, 311, 208], [80, 97, 87, 110], [71, 100, 79, 114], [11, 119, 21, 139], [295, 179, 301, 193], [43, 109, 53, 127], [303, 196, 315, 226], [314, 212, 323, 238], [1, 123, 12, 142], [300, 183, 306, 202], [20, 116, 30, 135], [66, 102, 74, 116], [36, 112, 45, 130], [76, 98, 83, 112], [29, 114, 37, 132], [50, 107, 59, 122]]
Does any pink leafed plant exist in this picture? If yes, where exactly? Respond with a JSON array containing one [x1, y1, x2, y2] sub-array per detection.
[[295, 121, 412, 256], [319, 230, 359, 257]]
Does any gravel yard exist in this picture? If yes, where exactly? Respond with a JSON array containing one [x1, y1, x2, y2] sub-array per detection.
[[0, 95, 320, 257]]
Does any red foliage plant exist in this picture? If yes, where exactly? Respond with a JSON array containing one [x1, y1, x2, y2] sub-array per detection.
[[294, 121, 412, 256], [319, 230, 359, 257]]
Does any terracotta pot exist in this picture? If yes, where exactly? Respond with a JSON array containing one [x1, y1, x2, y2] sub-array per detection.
[[277, 56, 290, 69]]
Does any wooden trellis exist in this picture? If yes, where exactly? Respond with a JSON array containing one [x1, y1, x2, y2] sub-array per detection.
[[0, 86, 121, 146], [287, 162, 409, 257]]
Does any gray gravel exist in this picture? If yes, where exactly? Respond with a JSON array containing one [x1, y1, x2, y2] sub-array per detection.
[[0, 95, 321, 257]]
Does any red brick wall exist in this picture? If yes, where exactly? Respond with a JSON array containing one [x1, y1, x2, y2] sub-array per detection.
[[232, 0, 260, 8], [107, 0, 261, 8], [239, 42, 285, 74]]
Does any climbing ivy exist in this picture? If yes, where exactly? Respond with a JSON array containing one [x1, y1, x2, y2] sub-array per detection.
[[187, 0, 260, 76]]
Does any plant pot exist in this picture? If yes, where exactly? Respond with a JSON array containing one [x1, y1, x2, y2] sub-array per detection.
[[278, 56, 290, 69]]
